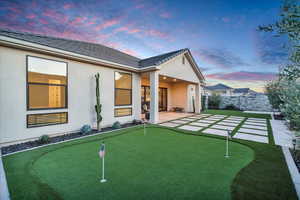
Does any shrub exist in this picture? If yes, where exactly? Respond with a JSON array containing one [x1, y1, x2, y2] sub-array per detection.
[[224, 104, 240, 111], [208, 94, 221, 109], [112, 121, 121, 129], [80, 124, 92, 135], [38, 135, 50, 144]]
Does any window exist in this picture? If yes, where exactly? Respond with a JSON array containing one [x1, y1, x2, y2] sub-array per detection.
[[182, 56, 185, 65], [27, 56, 67, 110], [27, 112, 68, 128], [115, 108, 132, 117], [115, 72, 132, 106]]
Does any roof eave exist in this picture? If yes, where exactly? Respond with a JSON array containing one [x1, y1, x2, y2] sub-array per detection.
[[0, 35, 141, 72]]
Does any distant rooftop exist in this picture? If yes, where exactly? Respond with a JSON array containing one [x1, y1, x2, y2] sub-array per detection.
[[205, 83, 232, 90]]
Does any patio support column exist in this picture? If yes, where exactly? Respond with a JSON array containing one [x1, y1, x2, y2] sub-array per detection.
[[195, 83, 201, 113], [150, 70, 159, 123]]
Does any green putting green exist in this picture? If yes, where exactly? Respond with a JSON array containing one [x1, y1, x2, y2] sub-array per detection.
[[4, 127, 254, 200]]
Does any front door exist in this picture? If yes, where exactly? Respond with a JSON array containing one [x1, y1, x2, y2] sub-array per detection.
[[141, 86, 168, 112]]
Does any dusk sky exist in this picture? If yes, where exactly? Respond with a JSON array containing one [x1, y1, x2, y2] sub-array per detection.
[[0, 0, 288, 92]]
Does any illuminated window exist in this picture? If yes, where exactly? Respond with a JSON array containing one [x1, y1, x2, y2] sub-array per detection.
[[27, 112, 68, 128], [27, 56, 67, 110], [115, 108, 132, 117], [115, 72, 132, 106]]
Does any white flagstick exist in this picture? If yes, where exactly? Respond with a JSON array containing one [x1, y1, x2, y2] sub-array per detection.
[[144, 121, 146, 136], [225, 130, 230, 158], [101, 156, 106, 182]]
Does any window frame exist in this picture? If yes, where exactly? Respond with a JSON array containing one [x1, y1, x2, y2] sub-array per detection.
[[114, 71, 132, 106], [26, 55, 68, 111], [114, 107, 132, 117], [26, 112, 68, 128]]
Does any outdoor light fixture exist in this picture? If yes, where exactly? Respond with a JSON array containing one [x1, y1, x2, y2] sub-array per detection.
[[163, 76, 167, 80], [173, 79, 177, 82]]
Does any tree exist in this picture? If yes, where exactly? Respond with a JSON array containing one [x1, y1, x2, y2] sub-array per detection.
[[265, 79, 283, 110], [95, 73, 102, 131], [260, 0, 300, 131]]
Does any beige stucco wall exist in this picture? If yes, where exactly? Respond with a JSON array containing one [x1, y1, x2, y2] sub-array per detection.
[[159, 54, 199, 83], [0, 46, 141, 145]]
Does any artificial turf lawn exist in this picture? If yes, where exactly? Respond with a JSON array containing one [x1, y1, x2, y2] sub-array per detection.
[[4, 127, 254, 200], [3, 110, 298, 200]]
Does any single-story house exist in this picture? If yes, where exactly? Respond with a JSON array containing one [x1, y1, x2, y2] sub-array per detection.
[[204, 83, 233, 96], [232, 88, 257, 96], [0, 29, 205, 146]]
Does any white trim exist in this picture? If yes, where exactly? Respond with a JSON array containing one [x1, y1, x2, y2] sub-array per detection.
[[3, 125, 142, 157], [282, 146, 300, 199]]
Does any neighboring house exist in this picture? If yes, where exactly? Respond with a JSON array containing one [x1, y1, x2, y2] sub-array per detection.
[[204, 83, 233, 96], [232, 88, 257, 96], [0, 29, 205, 145]]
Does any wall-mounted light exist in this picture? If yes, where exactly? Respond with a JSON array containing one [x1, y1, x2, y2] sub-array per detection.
[[173, 79, 177, 82], [163, 76, 167, 80]]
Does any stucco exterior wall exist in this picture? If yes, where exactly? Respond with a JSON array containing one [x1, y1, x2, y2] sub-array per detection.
[[0, 46, 141, 145], [159, 54, 199, 83], [170, 82, 189, 111]]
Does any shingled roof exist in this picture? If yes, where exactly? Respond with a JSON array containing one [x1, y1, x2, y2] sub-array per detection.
[[0, 29, 190, 69], [138, 49, 187, 67]]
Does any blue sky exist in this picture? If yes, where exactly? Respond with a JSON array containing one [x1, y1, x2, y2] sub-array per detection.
[[0, 0, 287, 92]]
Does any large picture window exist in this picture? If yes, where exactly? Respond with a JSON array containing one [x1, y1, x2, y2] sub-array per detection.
[[115, 72, 132, 106], [27, 56, 68, 110]]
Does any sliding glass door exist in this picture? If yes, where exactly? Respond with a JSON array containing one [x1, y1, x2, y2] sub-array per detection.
[[141, 86, 168, 112]]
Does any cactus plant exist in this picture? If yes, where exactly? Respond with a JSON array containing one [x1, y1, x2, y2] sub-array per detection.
[[95, 73, 103, 131]]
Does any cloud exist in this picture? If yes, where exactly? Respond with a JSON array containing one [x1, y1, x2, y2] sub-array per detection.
[[26, 14, 36, 19], [206, 71, 276, 81], [145, 29, 170, 39], [114, 25, 141, 34], [254, 32, 289, 65], [63, 3, 73, 9], [94, 17, 121, 31], [221, 17, 230, 23], [195, 49, 250, 69], [160, 12, 172, 19]]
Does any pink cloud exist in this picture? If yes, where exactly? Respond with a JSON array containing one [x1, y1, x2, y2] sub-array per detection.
[[122, 48, 139, 57], [206, 71, 276, 81], [114, 25, 141, 34], [63, 3, 73, 9], [135, 4, 145, 9], [43, 9, 69, 24], [145, 29, 170, 39], [26, 14, 36, 19], [8, 7, 21, 13], [160, 12, 172, 19], [221, 17, 230, 23], [69, 17, 87, 25], [95, 18, 120, 31], [39, 18, 48, 25]]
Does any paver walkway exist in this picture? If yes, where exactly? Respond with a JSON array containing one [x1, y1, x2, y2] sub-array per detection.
[[160, 114, 271, 144]]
